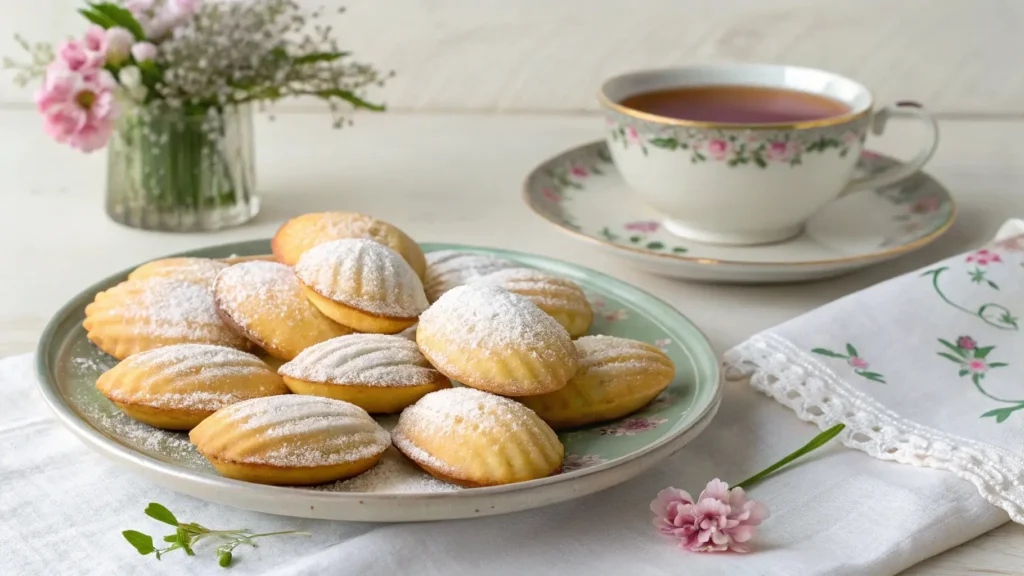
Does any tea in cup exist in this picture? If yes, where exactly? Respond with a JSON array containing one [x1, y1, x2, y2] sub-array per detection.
[[599, 65, 939, 245]]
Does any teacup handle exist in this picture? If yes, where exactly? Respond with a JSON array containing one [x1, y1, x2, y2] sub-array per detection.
[[844, 101, 940, 192]]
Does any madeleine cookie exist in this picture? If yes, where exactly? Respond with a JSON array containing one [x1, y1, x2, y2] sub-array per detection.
[[127, 257, 228, 287], [295, 238, 429, 333], [471, 268, 593, 338], [190, 395, 390, 486], [213, 261, 352, 360], [416, 284, 578, 396], [423, 250, 517, 302], [96, 344, 289, 430], [519, 335, 674, 429], [272, 211, 427, 279], [279, 334, 451, 413], [83, 277, 251, 360], [392, 388, 563, 486]]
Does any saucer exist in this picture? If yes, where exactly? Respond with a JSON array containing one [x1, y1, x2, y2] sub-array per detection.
[[524, 141, 955, 283]]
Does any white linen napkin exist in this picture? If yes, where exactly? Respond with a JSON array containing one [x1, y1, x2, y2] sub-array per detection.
[[725, 220, 1024, 524]]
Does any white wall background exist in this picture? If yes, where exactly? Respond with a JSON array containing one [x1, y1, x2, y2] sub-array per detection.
[[2, 0, 1022, 114]]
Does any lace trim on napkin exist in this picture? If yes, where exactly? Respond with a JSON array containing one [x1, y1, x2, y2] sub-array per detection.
[[724, 333, 1024, 523]]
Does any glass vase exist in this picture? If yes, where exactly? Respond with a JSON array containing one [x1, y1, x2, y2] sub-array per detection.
[[105, 102, 259, 231]]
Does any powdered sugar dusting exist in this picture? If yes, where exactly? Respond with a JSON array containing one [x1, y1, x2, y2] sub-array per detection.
[[280, 333, 445, 387], [471, 267, 591, 313], [392, 387, 542, 476], [91, 277, 240, 341], [128, 258, 228, 287], [295, 239, 428, 318], [208, 395, 390, 467], [416, 284, 575, 379], [423, 250, 518, 302], [97, 344, 280, 411], [214, 260, 324, 330], [575, 335, 674, 380], [313, 447, 461, 493]]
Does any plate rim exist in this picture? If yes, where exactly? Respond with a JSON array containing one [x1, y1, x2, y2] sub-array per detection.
[[522, 140, 956, 268], [34, 240, 722, 520]]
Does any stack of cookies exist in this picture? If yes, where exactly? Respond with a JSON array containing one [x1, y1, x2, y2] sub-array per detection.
[[86, 211, 676, 488]]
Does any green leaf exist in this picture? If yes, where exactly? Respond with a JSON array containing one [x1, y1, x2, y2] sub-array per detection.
[[646, 241, 665, 250], [974, 346, 995, 359], [145, 503, 179, 526], [734, 424, 845, 490], [123, 530, 155, 555], [845, 343, 859, 357], [958, 368, 969, 377], [938, 339, 968, 358], [988, 362, 1008, 368], [294, 52, 348, 64], [972, 373, 981, 385], [314, 89, 385, 111], [981, 407, 1018, 423], [79, 8, 115, 28], [176, 528, 195, 556], [649, 137, 678, 150], [163, 535, 178, 543], [987, 280, 1000, 290], [628, 235, 642, 244], [938, 352, 966, 365], [753, 155, 767, 168], [672, 246, 688, 253], [811, 348, 846, 359], [89, 3, 146, 40]]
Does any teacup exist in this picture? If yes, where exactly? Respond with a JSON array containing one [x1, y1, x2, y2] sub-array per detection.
[[599, 64, 939, 246]]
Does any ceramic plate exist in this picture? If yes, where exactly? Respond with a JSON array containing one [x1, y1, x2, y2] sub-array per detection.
[[524, 141, 955, 283], [35, 241, 720, 522]]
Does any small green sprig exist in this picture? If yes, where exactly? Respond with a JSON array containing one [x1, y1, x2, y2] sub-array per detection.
[[122, 502, 309, 568]]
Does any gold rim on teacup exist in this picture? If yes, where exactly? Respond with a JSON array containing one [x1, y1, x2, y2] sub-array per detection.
[[597, 64, 875, 131]]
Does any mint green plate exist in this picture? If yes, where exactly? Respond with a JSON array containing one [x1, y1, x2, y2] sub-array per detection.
[[36, 241, 720, 522]]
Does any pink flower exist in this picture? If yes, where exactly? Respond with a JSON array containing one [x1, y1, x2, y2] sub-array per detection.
[[83, 25, 108, 56], [706, 139, 730, 160], [651, 479, 769, 553], [766, 141, 799, 162], [627, 126, 640, 143], [52, 39, 105, 75], [957, 336, 977, 350], [625, 220, 659, 232], [912, 196, 940, 214], [966, 249, 1002, 266], [600, 416, 666, 436], [35, 68, 118, 152], [571, 166, 589, 177], [540, 187, 561, 204], [126, 0, 154, 16], [848, 357, 869, 369], [131, 42, 158, 63], [968, 360, 988, 373]]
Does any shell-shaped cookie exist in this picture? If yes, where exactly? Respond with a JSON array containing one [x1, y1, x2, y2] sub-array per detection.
[[96, 344, 288, 430], [423, 250, 518, 302], [392, 387, 563, 486], [272, 211, 426, 279], [519, 335, 675, 429], [416, 284, 578, 396], [83, 277, 251, 360], [471, 268, 593, 338], [295, 238, 429, 333], [127, 257, 228, 287], [190, 395, 391, 485], [279, 334, 451, 413], [213, 261, 352, 360]]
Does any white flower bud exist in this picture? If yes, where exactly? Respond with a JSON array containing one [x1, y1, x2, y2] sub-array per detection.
[[105, 27, 134, 66], [118, 66, 148, 102], [131, 42, 158, 63]]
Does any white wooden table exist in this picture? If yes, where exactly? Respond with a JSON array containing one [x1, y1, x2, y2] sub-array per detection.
[[1, 109, 1021, 574]]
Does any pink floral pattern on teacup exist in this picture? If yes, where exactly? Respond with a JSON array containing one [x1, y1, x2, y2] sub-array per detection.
[[540, 187, 560, 204], [706, 139, 730, 160], [625, 220, 660, 233], [766, 141, 799, 162], [571, 166, 589, 178]]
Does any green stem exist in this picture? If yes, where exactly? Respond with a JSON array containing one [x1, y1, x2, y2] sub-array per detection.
[[925, 268, 1017, 331], [971, 376, 1023, 404], [734, 424, 846, 491]]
